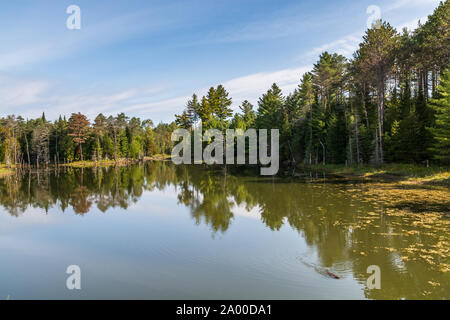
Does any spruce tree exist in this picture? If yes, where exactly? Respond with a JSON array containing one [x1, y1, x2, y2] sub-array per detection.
[[428, 68, 450, 163]]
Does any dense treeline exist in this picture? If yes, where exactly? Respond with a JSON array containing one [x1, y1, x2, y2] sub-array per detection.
[[175, 1, 450, 165], [0, 112, 176, 165], [1, 1, 449, 167]]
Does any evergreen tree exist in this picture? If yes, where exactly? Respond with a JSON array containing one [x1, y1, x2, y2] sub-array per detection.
[[428, 68, 450, 163], [358, 22, 399, 164], [256, 83, 284, 129], [68, 113, 90, 161]]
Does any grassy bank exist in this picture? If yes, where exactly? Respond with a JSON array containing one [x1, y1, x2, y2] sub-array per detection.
[[60, 155, 171, 168], [0, 155, 171, 171], [144, 154, 172, 161], [61, 158, 141, 168], [298, 163, 450, 186]]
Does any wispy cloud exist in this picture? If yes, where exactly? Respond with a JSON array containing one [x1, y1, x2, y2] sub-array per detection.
[[211, 14, 316, 43], [1, 62, 312, 122], [223, 65, 312, 104], [299, 0, 438, 62], [0, 74, 167, 121], [116, 64, 312, 120], [0, 0, 440, 123], [385, 0, 441, 12], [0, 75, 50, 107], [397, 16, 429, 31], [300, 32, 362, 60], [0, 5, 188, 70]]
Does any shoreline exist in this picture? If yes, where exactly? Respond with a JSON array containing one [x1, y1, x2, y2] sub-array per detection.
[[1, 160, 449, 187], [0, 155, 172, 170], [59, 155, 172, 168]]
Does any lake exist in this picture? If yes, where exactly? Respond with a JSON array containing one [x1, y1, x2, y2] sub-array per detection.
[[0, 161, 448, 299]]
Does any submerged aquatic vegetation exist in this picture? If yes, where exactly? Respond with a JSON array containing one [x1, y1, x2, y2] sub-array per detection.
[[346, 182, 450, 276]]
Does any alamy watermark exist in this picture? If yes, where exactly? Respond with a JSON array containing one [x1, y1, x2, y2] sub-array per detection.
[[66, 5, 81, 30], [171, 124, 279, 175], [366, 265, 381, 289], [66, 265, 81, 290]]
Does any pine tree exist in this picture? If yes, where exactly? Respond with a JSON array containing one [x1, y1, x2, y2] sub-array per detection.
[[68, 113, 90, 161], [93, 114, 107, 161], [358, 22, 399, 164], [428, 68, 450, 163], [239, 100, 256, 129], [327, 107, 347, 164], [256, 83, 284, 129], [175, 111, 192, 129], [186, 94, 200, 125], [298, 73, 315, 164]]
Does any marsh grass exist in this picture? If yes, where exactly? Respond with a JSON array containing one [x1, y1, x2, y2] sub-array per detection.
[[299, 163, 450, 186], [61, 159, 139, 168], [57, 155, 171, 168]]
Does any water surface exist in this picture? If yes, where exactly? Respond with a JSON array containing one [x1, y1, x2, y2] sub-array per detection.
[[0, 162, 448, 299]]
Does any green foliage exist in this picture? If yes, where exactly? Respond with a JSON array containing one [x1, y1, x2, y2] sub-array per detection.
[[119, 130, 128, 157], [326, 107, 348, 164], [428, 68, 450, 163], [255, 83, 284, 129], [0, 112, 171, 164], [386, 114, 422, 162], [232, 100, 256, 130]]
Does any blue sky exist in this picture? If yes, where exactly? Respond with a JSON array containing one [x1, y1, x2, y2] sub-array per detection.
[[0, 0, 442, 123]]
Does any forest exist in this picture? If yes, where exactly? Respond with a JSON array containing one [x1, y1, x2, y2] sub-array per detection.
[[1, 1, 449, 167], [0, 112, 176, 166]]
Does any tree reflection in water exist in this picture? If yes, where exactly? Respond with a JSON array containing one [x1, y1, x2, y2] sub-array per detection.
[[0, 161, 448, 299]]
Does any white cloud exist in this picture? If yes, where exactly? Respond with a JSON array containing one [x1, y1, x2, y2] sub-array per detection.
[[0, 44, 55, 71], [301, 32, 362, 60], [11, 64, 312, 122], [0, 6, 186, 71], [118, 64, 312, 119], [299, 0, 437, 63], [0, 74, 168, 121], [214, 15, 315, 43], [223, 65, 312, 105], [385, 0, 441, 12], [0, 75, 50, 107], [1, 0, 440, 123], [111, 95, 191, 118], [397, 16, 428, 31]]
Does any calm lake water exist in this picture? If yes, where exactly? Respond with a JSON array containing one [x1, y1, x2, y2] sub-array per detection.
[[0, 162, 448, 299]]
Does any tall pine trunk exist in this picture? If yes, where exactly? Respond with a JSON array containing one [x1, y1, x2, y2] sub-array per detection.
[[308, 105, 313, 165], [376, 67, 385, 165], [97, 136, 101, 162], [24, 132, 30, 165]]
